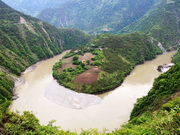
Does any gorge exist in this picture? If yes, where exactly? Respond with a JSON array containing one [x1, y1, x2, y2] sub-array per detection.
[[0, 0, 179, 134]]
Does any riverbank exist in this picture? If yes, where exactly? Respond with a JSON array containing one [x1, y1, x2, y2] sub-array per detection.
[[10, 51, 176, 133], [53, 37, 162, 94]]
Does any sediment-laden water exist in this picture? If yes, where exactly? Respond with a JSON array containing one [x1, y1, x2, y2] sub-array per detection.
[[10, 51, 176, 133]]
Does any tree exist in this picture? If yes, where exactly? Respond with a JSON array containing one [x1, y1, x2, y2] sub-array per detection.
[[86, 60, 90, 65], [73, 55, 79, 61]]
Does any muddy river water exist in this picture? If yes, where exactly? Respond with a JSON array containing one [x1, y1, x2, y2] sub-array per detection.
[[10, 51, 176, 133]]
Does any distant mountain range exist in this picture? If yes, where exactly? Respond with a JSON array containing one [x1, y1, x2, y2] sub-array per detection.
[[2, 0, 69, 16], [38, 0, 156, 32], [3, 0, 179, 50], [37, 0, 179, 50]]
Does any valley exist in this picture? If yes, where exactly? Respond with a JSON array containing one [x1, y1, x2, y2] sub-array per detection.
[[0, 0, 179, 134]]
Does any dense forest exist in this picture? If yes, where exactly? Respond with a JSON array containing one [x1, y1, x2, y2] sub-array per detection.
[[38, 0, 156, 33], [130, 63, 180, 119], [52, 32, 162, 94], [120, 0, 180, 50], [172, 51, 180, 63], [38, 0, 179, 50], [0, 0, 92, 76], [0, 0, 91, 133]]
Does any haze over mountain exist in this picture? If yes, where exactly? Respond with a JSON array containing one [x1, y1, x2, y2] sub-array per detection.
[[37, 0, 179, 50], [38, 0, 156, 32], [2, 0, 69, 16]]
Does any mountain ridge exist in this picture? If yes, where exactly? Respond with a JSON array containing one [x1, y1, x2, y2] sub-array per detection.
[[119, 0, 180, 50], [37, 0, 179, 50], [0, 0, 92, 75], [38, 0, 156, 33]]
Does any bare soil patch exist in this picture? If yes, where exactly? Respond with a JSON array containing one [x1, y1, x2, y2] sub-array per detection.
[[74, 73, 99, 84], [58, 57, 76, 72], [74, 67, 100, 84], [79, 53, 95, 62], [63, 57, 73, 63], [85, 67, 100, 73]]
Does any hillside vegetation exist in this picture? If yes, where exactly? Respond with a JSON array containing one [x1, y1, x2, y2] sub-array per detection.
[[53, 32, 161, 94], [38, 0, 155, 33], [0, 0, 92, 76], [172, 51, 180, 63], [130, 63, 180, 119], [0, 0, 91, 132], [119, 0, 180, 50], [38, 0, 179, 50]]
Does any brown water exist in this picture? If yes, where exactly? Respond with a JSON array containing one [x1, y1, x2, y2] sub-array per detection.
[[10, 51, 176, 133]]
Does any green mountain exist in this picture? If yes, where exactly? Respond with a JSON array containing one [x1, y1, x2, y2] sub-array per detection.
[[38, 0, 156, 33], [38, 0, 180, 50], [2, 0, 69, 16], [172, 51, 180, 63], [114, 65, 180, 135], [0, 0, 179, 134], [0, 0, 92, 76], [0, 0, 91, 131], [119, 0, 180, 50]]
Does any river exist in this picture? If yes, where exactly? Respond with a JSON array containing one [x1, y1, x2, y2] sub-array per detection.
[[10, 51, 176, 133]]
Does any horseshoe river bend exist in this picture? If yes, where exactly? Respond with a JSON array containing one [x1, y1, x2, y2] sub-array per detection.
[[10, 51, 176, 133]]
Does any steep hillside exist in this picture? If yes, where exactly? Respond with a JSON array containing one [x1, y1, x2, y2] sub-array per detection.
[[172, 51, 180, 63], [0, 0, 91, 132], [0, 0, 92, 76], [2, 0, 69, 16], [130, 63, 180, 119], [119, 0, 180, 50], [113, 63, 179, 134], [38, 0, 155, 33], [0, 72, 14, 125], [53, 33, 161, 94], [38, 0, 180, 50]]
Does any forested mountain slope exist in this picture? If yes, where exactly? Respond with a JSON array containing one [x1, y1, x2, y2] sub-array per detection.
[[38, 0, 156, 33], [112, 62, 180, 134], [119, 0, 180, 50], [38, 0, 179, 50], [0, 0, 91, 132], [0, 0, 91, 76], [2, 0, 69, 16], [130, 63, 180, 119]]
